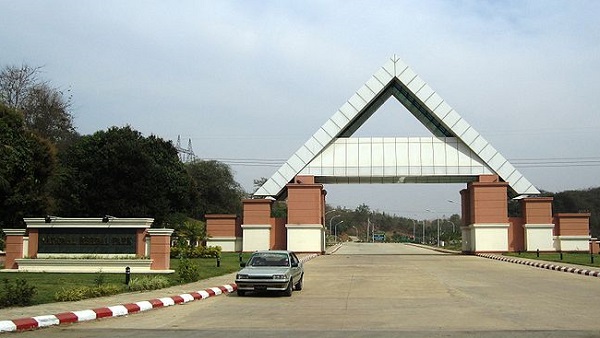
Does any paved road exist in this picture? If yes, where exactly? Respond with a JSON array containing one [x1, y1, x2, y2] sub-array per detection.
[[20, 243, 600, 337]]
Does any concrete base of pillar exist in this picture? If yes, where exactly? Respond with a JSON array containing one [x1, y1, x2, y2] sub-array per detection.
[[286, 224, 324, 253], [463, 223, 509, 252], [554, 235, 591, 251], [241, 224, 271, 252], [207, 237, 242, 252], [524, 224, 555, 251]]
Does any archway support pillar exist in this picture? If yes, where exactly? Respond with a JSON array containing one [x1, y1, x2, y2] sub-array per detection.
[[461, 175, 510, 253], [286, 176, 326, 253]]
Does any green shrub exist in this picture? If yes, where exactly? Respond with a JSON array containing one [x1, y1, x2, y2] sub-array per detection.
[[170, 245, 222, 259], [88, 284, 122, 297], [54, 284, 123, 302], [94, 271, 106, 286], [0, 278, 37, 308], [54, 286, 89, 302], [127, 275, 171, 292], [176, 257, 201, 283]]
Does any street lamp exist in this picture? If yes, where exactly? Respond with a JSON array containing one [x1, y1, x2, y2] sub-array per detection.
[[334, 220, 344, 243], [325, 209, 337, 217], [328, 214, 340, 234], [446, 220, 455, 233]]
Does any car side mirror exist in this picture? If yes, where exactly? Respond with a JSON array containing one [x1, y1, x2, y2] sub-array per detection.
[[240, 262, 246, 267], [291, 262, 299, 268]]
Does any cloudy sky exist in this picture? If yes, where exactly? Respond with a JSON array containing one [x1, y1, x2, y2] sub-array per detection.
[[2, 1, 599, 219]]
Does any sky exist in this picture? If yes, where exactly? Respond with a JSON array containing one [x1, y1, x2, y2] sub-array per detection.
[[1, 1, 599, 220]]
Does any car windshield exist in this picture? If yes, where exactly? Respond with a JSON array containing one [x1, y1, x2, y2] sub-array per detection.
[[248, 253, 290, 267]]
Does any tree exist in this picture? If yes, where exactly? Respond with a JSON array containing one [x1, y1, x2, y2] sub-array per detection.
[[185, 160, 246, 219], [0, 64, 39, 108], [176, 218, 206, 247], [52, 126, 193, 226], [0, 103, 56, 229], [0, 64, 77, 149], [253, 177, 268, 194]]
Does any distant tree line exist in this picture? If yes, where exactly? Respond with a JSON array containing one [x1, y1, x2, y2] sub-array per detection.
[[323, 203, 462, 244]]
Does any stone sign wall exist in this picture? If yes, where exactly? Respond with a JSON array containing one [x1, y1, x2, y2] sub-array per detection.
[[38, 228, 137, 254]]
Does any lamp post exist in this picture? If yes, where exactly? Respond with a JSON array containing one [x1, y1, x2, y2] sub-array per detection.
[[328, 214, 340, 234], [446, 220, 455, 233], [334, 220, 344, 243]]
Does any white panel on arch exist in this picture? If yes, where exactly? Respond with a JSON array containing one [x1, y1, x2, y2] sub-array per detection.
[[254, 56, 540, 197]]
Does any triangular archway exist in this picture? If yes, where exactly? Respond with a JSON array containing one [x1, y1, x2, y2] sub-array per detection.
[[254, 55, 540, 198]]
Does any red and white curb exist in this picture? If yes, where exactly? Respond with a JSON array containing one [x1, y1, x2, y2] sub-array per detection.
[[300, 253, 318, 263], [0, 284, 237, 333], [477, 253, 600, 278], [327, 243, 343, 254]]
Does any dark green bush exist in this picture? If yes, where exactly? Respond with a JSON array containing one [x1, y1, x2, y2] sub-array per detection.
[[175, 257, 201, 283], [0, 278, 37, 307], [170, 245, 221, 259]]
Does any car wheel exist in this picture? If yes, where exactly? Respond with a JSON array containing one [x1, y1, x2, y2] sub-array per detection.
[[237, 289, 246, 297], [283, 280, 293, 297], [294, 274, 303, 291]]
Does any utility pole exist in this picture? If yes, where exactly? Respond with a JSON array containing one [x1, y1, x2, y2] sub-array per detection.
[[437, 218, 440, 246], [367, 217, 371, 243]]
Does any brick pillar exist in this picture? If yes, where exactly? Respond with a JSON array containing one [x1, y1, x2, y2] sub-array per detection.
[[27, 228, 39, 258], [463, 175, 510, 253], [460, 189, 471, 226], [553, 213, 591, 251], [287, 183, 323, 224], [286, 175, 325, 253], [147, 228, 174, 270], [242, 199, 273, 224], [470, 175, 508, 224], [135, 229, 146, 257], [521, 197, 554, 251], [241, 199, 273, 251], [2, 229, 26, 269], [206, 214, 241, 252]]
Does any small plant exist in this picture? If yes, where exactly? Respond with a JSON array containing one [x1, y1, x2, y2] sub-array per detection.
[[0, 278, 37, 308], [93, 271, 106, 286], [127, 276, 171, 292], [176, 257, 201, 283]]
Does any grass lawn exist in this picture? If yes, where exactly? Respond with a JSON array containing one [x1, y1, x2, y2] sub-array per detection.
[[0, 252, 251, 306], [504, 252, 600, 268]]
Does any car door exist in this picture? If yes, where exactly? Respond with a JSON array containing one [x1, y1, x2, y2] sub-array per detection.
[[289, 252, 302, 280]]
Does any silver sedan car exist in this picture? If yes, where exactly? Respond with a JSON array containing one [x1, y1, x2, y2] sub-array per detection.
[[235, 250, 304, 297]]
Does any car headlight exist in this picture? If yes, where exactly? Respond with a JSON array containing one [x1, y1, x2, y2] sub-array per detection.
[[272, 274, 288, 280], [236, 274, 249, 279]]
